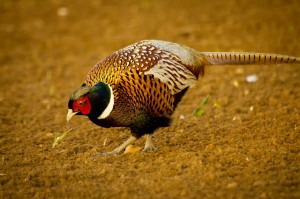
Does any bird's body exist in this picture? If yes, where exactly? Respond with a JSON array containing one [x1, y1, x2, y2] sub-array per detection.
[[82, 41, 204, 137], [67, 40, 300, 156]]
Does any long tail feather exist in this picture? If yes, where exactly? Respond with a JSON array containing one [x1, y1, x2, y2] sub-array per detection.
[[198, 52, 300, 65]]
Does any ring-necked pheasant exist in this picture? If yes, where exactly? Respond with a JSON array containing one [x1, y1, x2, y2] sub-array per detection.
[[67, 40, 300, 156]]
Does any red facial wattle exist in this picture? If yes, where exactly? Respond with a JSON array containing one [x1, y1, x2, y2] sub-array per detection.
[[73, 95, 91, 115]]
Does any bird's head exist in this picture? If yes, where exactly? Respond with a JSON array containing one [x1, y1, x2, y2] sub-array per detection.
[[66, 82, 114, 122]]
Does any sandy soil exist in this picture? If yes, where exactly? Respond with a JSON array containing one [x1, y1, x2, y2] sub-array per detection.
[[1, 0, 300, 198]]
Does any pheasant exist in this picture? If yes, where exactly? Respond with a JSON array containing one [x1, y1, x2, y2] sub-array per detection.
[[67, 40, 300, 156]]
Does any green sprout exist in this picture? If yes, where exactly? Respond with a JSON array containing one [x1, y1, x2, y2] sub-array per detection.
[[52, 128, 73, 148], [193, 97, 209, 117]]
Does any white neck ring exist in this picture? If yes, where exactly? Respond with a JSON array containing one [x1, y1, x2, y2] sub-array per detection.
[[97, 85, 114, 119]]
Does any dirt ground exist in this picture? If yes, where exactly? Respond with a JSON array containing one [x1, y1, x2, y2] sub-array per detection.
[[1, 0, 300, 198]]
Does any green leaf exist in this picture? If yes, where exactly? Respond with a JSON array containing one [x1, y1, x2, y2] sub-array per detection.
[[193, 108, 205, 116], [200, 97, 209, 106], [193, 97, 209, 117], [52, 128, 73, 148]]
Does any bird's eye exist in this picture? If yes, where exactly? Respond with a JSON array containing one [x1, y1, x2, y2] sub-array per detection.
[[79, 101, 86, 106]]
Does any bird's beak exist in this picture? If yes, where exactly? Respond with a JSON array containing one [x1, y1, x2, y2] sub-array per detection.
[[66, 109, 78, 122]]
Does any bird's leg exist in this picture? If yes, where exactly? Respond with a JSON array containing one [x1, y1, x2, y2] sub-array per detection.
[[142, 134, 159, 152], [93, 136, 137, 157]]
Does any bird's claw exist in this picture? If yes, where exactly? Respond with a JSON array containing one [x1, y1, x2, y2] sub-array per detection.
[[92, 150, 120, 157], [142, 145, 159, 152]]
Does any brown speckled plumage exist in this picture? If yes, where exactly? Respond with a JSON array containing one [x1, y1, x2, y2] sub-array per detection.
[[83, 40, 207, 132], [67, 40, 300, 155], [85, 40, 205, 93]]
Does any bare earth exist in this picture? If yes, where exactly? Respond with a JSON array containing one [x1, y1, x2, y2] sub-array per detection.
[[1, 0, 300, 198]]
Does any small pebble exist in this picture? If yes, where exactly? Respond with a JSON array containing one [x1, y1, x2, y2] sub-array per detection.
[[246, 74, 258, 83], [249, 106, 254, 111], [124, 145, 142, 154], [226, 182, 238, 188], [45, 133, 53, 137], [244, 89, 250, 95], [57, 7, 69, 17], [232, 80, 239, 87]]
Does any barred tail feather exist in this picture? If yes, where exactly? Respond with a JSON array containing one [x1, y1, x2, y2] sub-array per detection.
[[198, 52, 300, 66]]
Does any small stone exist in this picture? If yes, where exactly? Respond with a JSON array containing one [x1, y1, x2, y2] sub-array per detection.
[[57, 7, 69, 17], [124, 145, 142, 154], [246, 74, 258, 83], [232, 80, 239, 87], [244, 89, 250, 95], [253, 181, 265, 186], [45, 133, 53, 137], [226, 182, 238, 188], [249, 106, 254, 111]]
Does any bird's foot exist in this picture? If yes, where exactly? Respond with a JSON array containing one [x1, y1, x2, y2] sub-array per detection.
[[142, 145, 159, 152], [92, 149, 120, 157], [142, 134, 159, 152], [92, 136, 137, 157]]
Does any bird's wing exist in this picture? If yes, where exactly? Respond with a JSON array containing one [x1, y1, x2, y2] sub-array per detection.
[[198, 52, 300, 65], [137, 40, 205, 95]]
